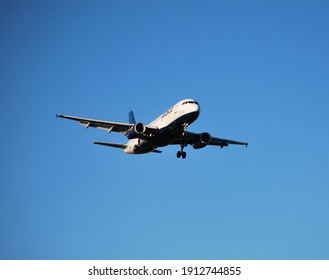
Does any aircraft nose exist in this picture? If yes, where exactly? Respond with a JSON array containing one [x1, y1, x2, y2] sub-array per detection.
[[195, 102, 200, 114], [192, 102, 200, 119]]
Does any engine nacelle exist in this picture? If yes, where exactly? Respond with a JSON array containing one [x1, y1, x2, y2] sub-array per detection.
[[134, 122, 146, 134], [192, 132, 211, 149], [127, 123, 146, 139]]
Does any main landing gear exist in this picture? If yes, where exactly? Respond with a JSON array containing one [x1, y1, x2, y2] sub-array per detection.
[[177, 144, 187, 159], [177, 125, 189, 159], [177, 151, 186, 159]]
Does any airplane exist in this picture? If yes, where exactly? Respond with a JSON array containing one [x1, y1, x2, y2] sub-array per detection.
[[57, 98, 248, 159]]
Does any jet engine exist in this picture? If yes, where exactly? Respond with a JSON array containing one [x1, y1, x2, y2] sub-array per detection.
[[127, 123, 146, 139], [134, 123, 146, 134], [192, 132, 211, 149]]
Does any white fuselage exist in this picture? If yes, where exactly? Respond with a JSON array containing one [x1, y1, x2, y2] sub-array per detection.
[[124, 99, 200, 154]]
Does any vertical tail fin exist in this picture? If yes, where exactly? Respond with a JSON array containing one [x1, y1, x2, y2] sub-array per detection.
[[129, 111, 136, 124]]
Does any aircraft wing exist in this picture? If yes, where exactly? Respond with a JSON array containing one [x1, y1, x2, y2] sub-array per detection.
[[56, 114, 157, 136], [208, 136, 248, 147], [57, 114, 132, 134], [172, 131, 248, 148]]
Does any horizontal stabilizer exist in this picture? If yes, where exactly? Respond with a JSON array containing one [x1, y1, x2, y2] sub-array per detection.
[[93, 141, 127, 149], [94, 141, 162, 153]]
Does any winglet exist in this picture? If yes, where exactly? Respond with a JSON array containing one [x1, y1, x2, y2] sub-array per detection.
[[246, 142, 248, 148]]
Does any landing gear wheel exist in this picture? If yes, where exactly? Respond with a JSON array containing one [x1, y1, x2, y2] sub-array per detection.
[[177, 151, 187, 159], [177, 143, 187, 159]]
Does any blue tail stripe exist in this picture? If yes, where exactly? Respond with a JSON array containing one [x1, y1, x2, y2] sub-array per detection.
[[129, 111, 136, 124]]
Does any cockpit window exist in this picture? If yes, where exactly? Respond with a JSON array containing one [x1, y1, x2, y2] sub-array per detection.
[[182, 100, 198, 105]]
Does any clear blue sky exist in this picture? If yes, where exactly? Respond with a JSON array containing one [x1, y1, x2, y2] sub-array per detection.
[[1, 0, 329, 260]]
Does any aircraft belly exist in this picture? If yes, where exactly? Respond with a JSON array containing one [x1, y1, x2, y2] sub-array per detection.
[[145, 130, 178, 147], [146, 137, 171, 147]]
